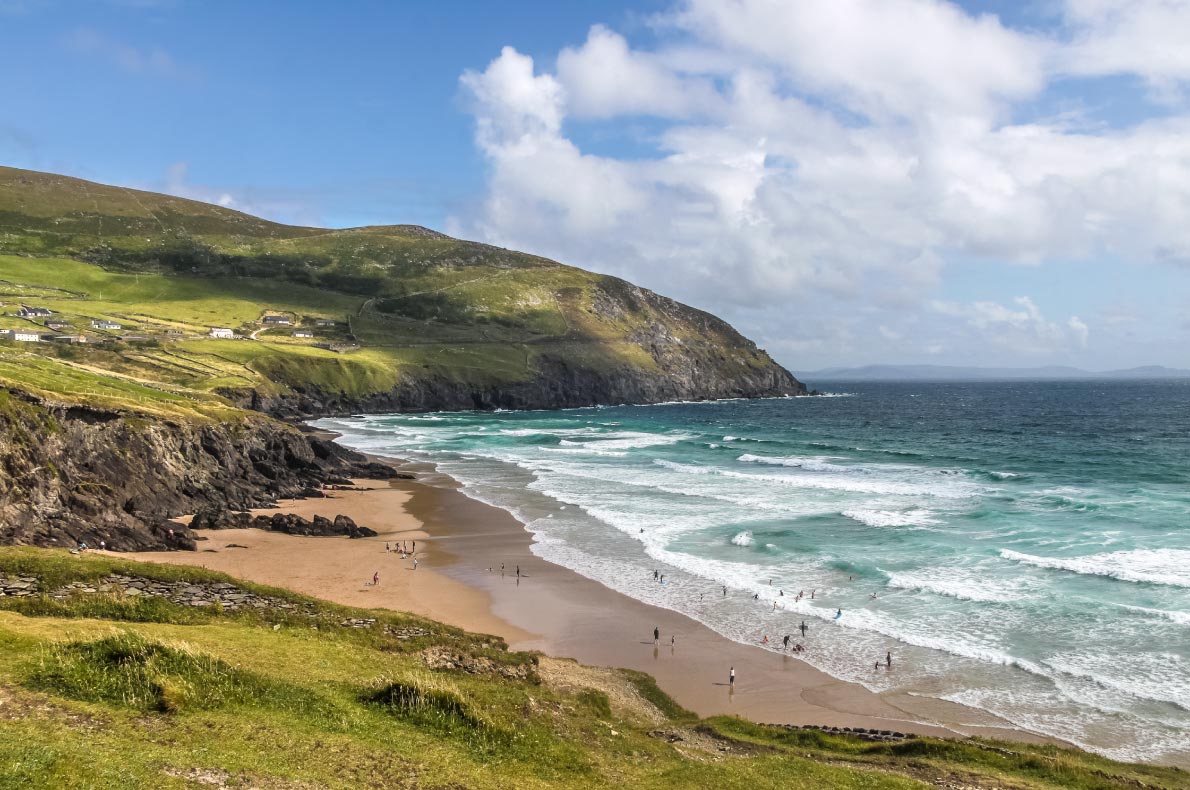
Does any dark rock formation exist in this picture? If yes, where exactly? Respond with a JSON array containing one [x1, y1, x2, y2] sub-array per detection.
[[188, 506, 377, 539], [0, 389, 393, 551]]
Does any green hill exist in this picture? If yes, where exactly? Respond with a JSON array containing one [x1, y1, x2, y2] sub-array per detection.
[[0, 547, 1183, 789], [0, 165, 804, 415]]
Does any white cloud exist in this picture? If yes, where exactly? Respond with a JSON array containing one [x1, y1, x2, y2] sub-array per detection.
[[1059, 0, 1190, 91], [64, 28, 196, 80], [453, 1, 1190, 368], [931, 296, 1089, 354]]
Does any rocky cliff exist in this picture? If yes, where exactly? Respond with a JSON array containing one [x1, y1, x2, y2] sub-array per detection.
[[0, 388, 394, 551]]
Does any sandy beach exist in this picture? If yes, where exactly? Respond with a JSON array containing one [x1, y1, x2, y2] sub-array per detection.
[[127, 465, 1068, 749]]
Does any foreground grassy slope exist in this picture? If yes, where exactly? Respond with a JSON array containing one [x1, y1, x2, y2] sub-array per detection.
[[0, 166, 801, 415], [0, 548, 1184, 790]]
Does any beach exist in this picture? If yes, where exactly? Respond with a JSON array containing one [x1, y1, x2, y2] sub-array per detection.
[[130, 468, 1060, 748]]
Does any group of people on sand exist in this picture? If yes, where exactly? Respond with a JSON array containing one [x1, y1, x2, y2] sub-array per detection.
[[369, 540, 420, 585], [385, 540, 415, 558]]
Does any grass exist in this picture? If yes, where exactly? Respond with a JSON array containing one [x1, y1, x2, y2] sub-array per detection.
[[0, 547, 1185, 789], [0, 163, 796, 419]]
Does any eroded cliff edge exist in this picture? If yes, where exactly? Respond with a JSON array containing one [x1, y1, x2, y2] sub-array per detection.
[[0, 389, 393, 550]]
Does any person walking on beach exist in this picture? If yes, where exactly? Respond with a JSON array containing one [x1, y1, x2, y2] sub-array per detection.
[[654, 569, 658, 580], [653, 626, 660, 646], [516, 565, 521, 578], [372, 571, 379, 586], [385, 542, 390, 552], [722, 585, 727, 597], [413, 558, 419, 570], [783, 634, 790, 650], [729, 666, 735, 687], [670, 635, 676, 648]]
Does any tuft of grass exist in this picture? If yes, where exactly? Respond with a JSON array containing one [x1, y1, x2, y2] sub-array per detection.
[[621, 668, 697, 723], [576, 687, 612, 719], [27, 632, 275, 713]]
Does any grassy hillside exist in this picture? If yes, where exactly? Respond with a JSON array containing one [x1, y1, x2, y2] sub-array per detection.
[[0, 166, 801, 416], [0, 547, 1184, 790]]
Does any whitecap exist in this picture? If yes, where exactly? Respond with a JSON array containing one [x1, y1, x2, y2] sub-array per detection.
[[731, 531, 754, 546], [842, 509, 939, 528], [1000, 548, 1190, 588]]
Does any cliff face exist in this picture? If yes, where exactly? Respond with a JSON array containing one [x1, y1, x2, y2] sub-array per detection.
[[0, 389, 392, 551], [225, 354, 801, 418]]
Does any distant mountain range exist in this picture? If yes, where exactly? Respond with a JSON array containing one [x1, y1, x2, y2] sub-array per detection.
[[799, 364, 1190, 381]]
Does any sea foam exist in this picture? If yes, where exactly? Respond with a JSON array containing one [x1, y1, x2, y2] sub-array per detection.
[[1000, 548, 1190, 588]]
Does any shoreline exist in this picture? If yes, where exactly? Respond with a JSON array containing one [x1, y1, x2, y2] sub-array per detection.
[[130, 456, 1070, 753]]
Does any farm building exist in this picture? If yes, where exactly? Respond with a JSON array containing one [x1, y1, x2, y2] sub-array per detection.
[[293, 330, 314, 338], [314, 318, 336, 326], [209, 327, 235, 339], [91, 320, 122, 330], [47, 334, 86, 344], [262, 315, 292, 325], [45, 321, 68, 330]]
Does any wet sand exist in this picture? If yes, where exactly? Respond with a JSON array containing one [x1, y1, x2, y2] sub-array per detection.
[[132, 471, 1060, 747]]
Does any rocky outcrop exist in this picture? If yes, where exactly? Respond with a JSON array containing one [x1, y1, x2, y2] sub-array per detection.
[[189, 507, 378, 538], [0, 389, 395, 551]]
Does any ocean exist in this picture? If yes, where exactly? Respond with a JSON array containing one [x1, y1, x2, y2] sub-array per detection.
[[315, 379, 1190, 764]]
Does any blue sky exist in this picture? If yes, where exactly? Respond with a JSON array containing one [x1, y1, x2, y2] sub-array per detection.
[[3, 0, 1189, 371]]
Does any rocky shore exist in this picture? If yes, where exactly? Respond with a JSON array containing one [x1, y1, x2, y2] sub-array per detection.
[[0, 389, 399, 552]]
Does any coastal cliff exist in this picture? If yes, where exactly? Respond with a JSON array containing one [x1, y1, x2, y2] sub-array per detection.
[[0, 165, 805, 550], [0, 389, 393, 551]]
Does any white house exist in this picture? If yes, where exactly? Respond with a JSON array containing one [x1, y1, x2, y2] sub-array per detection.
[[262, 314, 292, 325], [314, 318, 335, 327], [293, 330, 314, 338], [1, 330, 41, 342], [17, 306, 52, 318], [91, 320, 122, 330], [209, 327, 235, 339]]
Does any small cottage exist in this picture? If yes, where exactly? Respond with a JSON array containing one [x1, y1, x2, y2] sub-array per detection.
[[1, 330, 41, 342], [209, 327, 235, 339], [17, 306, 52, 318]]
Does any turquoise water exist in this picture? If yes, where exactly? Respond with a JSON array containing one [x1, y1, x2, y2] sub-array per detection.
[[316, 380, 1190, 764]]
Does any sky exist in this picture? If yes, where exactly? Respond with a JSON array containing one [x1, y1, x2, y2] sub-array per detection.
[[3, 0, 1190, 372]]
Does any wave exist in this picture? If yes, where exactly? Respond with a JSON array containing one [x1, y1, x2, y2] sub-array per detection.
[[883, 568, 1036, 602], [737, 454, 849, 472], [1000, 548, 1190, 588], [843, 509, 939, 528], [730, 531, 754, 546], [1118, 604, 1190, 626]]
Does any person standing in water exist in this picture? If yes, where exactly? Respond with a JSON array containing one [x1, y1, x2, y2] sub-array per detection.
[[783, 634, 790, 651], [729, 666, 735, 687], [886, 651, 892, 669], [799, 620, 807, 637], [653, 626, 660, 646]]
